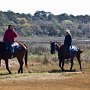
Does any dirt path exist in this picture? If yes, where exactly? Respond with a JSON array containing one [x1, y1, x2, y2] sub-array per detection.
[[0, 72, 90, 90]]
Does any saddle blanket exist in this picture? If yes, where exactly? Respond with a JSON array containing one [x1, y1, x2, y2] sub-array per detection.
[[11, 42, 19, 47], [5, 42, 21, 53], [12, 42, 21, 53], [69, 45, 78, 52]]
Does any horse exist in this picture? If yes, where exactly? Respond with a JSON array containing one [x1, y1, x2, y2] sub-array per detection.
[[0, 41, 28, 74], [50, 42, 83, 71]]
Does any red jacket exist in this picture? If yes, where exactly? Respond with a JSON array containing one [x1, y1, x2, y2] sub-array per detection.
[[3, 29, 17, 42]]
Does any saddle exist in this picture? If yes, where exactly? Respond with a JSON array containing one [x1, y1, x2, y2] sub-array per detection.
[[0, 41, 21, 55], [68, 45, 78, 57], [61, 45, 78, 57], [0, 41, 22, 59], [11, 42, 21, 53], [69, 45, 78, 52]]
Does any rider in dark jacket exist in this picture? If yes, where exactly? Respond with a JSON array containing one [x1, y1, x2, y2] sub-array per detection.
[[64, 30, 72, 55]]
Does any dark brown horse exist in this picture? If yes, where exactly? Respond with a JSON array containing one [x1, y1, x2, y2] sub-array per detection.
[[0, 41, 28, 74], [51, 42, 83, 71]]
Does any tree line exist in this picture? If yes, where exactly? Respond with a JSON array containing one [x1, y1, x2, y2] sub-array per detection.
[[0, 10, 90, 38]]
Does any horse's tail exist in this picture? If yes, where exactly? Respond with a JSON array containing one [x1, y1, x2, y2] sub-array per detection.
[[18, 41, 28, 68], [25, 49, 28, 68], [78, 48, 83, 53]]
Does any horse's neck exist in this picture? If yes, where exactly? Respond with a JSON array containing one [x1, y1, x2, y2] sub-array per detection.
[[56, 44, 64, 52], [55, 44, 61, 51]]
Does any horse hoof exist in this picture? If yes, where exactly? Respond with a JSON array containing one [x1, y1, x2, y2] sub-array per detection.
[[62, 69, 65, 71], [80, 69, 82, 71], [70, 69, 72, 71], [9, 72, 12, 74]]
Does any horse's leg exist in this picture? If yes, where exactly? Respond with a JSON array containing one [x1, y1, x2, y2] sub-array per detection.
[[59, 58, 65, 71], [18, 63, 23, 73], [20, 62, 23, 73], [70, 57, 74, 71], [62, 58, 65, 71], [76, 54, 82, 70], [18, 67, 20, 73], [17, 58, 23, 73], [59, 58, 62, 70], [18, 64, 23, 73], [5, 59, 11, 74]]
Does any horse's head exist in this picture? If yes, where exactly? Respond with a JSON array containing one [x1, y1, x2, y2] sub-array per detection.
[[50, 42, 55, 54], [50, 42, 61, 54]]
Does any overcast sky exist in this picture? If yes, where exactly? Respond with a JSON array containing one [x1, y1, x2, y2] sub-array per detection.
[[0, 0, 90, 15]]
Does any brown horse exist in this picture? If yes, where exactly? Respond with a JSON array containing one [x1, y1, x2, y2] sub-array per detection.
[[51, 42, 83, 71], [0, 41, 28, 74]]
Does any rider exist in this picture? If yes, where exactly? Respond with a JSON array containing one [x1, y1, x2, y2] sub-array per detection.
[[64, 30, 72, 56], [3, 25, 17, 54]]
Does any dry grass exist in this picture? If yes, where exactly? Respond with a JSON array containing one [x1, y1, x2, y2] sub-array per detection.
[[0, 71, 90, 90], [0, 58, 90, 90]]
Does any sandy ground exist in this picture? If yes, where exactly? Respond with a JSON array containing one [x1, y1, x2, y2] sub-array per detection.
[[0, 72, 90, 90], [0, 59, 90, 90]]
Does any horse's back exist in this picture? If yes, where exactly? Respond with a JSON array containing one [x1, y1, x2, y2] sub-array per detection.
[[60, 45, 80, 58], [70, 45, 83, 53], [16, 41, 27, 51]]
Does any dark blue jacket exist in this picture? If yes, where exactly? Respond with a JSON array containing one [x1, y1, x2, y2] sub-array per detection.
[[64, 34, 72, 46]]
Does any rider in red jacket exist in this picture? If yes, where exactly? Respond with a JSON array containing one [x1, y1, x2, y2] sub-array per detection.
[[3, 25, 17, 55], [3, 25, 17, 42]]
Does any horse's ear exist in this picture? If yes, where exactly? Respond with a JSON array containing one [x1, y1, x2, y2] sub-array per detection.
[[50, 41, 52, 44]]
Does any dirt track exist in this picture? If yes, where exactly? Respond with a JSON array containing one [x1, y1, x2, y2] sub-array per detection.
[[0, 72, 90, 90], [0, 58, 90, 90]]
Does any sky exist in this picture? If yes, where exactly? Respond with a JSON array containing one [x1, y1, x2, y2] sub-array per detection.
[[0, 0, 90, 15]]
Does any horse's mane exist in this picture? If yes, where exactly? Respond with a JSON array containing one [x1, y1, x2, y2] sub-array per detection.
[[55, 42, 61, 45]]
